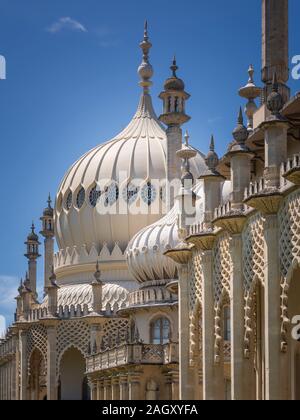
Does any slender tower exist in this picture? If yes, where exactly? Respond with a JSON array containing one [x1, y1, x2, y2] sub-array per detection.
[[24, 223, 40, 296], [40, 195, 54, 292], [262, 0, 290, 104], [159, 57, 191, 208]]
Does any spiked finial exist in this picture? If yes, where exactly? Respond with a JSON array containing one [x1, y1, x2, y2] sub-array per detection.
[[47, 194, 52, 208], [232, 107, 248, 145], [93, 261, 102, 284], [184, 130, 190, 147], [138, 20, 153, 91], [144, 20, 148, 40], [210, 135, 215, 152], [205, 135, 219, 171], [248, 64, 254, 83], [171, 55, 178, 77], [238, 107, 244, 125], [267, 71, 284, 116], [272, 71, 279, 92]]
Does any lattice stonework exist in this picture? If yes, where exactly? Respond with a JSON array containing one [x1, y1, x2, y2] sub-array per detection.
[[243, 213, 265, 290], [189, 252, 203, 366], [189, 251, 203, 315], [56, 320, 90, 374], [101, 319, 129, 348], [213, 233, 231, 303], [242, 213, 265, 358], [212, 233, 231, 364], [279, 189, 300, 351], [26, 325, 48, 370], [279, 190, 300, 277]]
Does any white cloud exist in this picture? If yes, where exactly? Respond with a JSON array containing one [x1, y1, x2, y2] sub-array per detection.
[[47, 17, 87, 34]]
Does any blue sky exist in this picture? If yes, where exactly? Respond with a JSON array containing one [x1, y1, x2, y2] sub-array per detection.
[[0, 0, 299, 329]]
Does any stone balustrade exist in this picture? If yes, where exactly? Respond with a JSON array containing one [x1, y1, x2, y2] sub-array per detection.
[[86, 342, 179, 373]]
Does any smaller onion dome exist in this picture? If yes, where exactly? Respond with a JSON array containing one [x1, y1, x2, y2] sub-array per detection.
[[205, 135, 219, 171], [232, 107, 249, 145], [27, 223, 39, 242], [43, 194, 54, 217], [164, 56, 185, 92], [126, 206, 179, 283]]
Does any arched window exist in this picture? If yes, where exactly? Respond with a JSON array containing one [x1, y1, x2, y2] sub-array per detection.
[[223, 306, 231, 342], [150, 318, 170, 345]]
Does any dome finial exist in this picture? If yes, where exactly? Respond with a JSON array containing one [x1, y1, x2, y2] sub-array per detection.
[[184, 130, 189, 147], [138, 20, 153, 92], [232, 107, 248, 145], [266, 71, 284, 117], [210, 135, 215, 152], [171, 55, 178, 77], [47, 193, 52, 208]]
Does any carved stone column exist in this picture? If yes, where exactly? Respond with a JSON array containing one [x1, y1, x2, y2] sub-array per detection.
[[119, 375, 128, 400], [19, 330, 28, 400], [97, 379, 104, 400], [229, 235, 254, 400], [128, 371, 142, 400], [111, 375, 120, 400], [201, 250, 224, 400], [178, 265, 194, 400], [263, 214, 282, 400], [103, 378, 112, 400], [46, 324, 58, 401]]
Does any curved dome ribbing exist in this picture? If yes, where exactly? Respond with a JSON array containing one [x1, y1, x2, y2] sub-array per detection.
[[55, 92, 207, 254]]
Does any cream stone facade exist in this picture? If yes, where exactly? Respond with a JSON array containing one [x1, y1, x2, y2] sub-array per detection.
[[1, 0, 300, 401]]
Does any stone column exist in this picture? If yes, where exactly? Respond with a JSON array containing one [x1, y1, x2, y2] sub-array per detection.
[[229, 235, 254, 400], [119, 375, 128, 400], [178, 265, 194, 400], [164, 369, 179, 400], [97, 379, 104, 400], [90, 380, 97, 401], [111, 376, 120, 400], [201, 250, 224, 400], [103, 378, 112, 400], [46, 325, 57, 400], [128, 372, 141, 400], [263, 214, 281, 400], [19, 330, 27, 400]]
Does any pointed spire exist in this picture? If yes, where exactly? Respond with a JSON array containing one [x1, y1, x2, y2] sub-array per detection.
[[232, 107, 248, 145], [267, 71, 284, 117], [171, 55, 178, 77], [93, 261, 102, 284], [272, 71, 279, 92], [184, 130, 190, 147], [138, 20, 153, 92], [238, 107, 244, 125], [209, 135, 215, 152], [248, 64, 254, 84], [47, 194, 52, 208], [205, 135, 219, 172]]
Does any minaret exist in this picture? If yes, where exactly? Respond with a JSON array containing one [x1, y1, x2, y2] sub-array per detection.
[[199, 136, 225, 224], [91, 261, 103, 314], [175, 131, 196, 233], [227, 108, 254, 209], [159, 57, 191, 208], [262, 0, 290, 104], [40, 195, 55, 292], [24, 223, 40, 296]]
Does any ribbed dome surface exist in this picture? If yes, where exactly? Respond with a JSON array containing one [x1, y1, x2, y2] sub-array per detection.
[[41, 283, 129, 312], [55, 92, 207, 254], [126, 206, 179, 283]]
